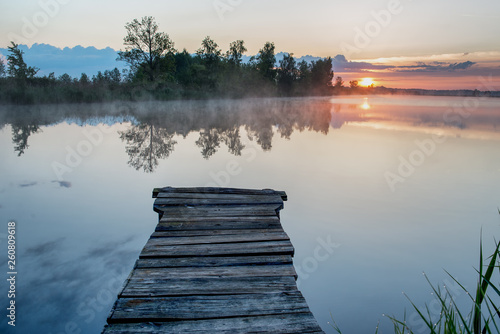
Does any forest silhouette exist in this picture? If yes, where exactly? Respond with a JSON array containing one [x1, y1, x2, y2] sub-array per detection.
[[0, 16, 337, 104]]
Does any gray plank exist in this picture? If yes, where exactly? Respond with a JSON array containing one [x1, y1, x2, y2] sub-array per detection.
[[108, 292, 311, 322], [154, 194, 283, 206], [155, 192, 283, 200], [140, 240, 294, 258], [146, 231, 289, 246], [135, 255, 293, 268], [155, 220, 282, 231], [103, 313, 323, 333], [155, 204, 282, 217], [120, 276, 298, 297], [153, 187, 287, 201], [160, 215, 280, 223], [151, 228, 285, 237], [130, 264, 297, 280]]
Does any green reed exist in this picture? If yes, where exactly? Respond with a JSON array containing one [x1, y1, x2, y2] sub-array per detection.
[[332, 221, 500, 334]]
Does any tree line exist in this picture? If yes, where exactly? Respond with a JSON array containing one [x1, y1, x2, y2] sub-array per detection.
[[0, 16, 336, 104]]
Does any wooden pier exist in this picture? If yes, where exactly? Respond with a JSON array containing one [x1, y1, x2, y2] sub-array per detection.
[[102, 187, 324, 333]]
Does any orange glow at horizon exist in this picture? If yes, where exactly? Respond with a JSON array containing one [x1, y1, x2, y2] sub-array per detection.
[[337, 71, 500, 90], [359, 78, 375, 87]]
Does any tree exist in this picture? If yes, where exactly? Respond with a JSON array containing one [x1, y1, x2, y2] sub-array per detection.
[[104, 68, 121, 83], [0, 60, 5, 78], [7, 42, 39, 81], [349, 80, 359, 88], [92, 71, 105, 84], [310, 57, 333, 94], [59, 73, 72, 84], [255, 42, 276, 81], [174, 49, 194, 86], [226, 40, 246, 66], [296, 60, 311, 93], [79, 73, 90, 85], [196, 36, 222, 68], [277, 53, 298, 95], [117, 16, 175, 81], [334, 76, 344, 88]]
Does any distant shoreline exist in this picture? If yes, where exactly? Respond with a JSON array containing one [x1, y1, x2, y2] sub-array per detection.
[[333, 86, 500, 98]]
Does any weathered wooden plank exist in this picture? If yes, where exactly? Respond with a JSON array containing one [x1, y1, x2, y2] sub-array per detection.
[[151, 228, 285, 238], [108, 292, 310, 322], [103, 313, 323, 333], [146, 231, 289, 246], [153, 187, 287, 201], [129, 264, 297, 280], [135, 255, 293, 268], [155, 204, 282, 217], [155, 220, 282, 231], [154, 194, 283, 206], [159, 215, 280, 223], [155, 192, 283, 200], [140, 240, 294, 258], [120, 276, 298, 297]]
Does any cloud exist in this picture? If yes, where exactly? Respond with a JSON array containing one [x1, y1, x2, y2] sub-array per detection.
[[333, 54, 394, 72], [449, 61, 476, 70], [19, 181, 37, 188], [397, 60, 476, 72], [333, 54, 478, 74], [0, 43, 126, 78], [52, 180, 72, 188], [4, 235, 139, 333], [24, 238, 65, 257]]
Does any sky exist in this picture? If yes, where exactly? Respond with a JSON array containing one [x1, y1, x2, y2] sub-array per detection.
[[1, 0, 500, 89]]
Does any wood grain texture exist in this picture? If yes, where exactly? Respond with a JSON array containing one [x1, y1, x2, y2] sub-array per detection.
[[146, 231, 290, 245], [108, 292, 311, 322], [104, 313, 322, 334], [140, 240, 295, 258], [135, 255, 293, 268], [153, 187, 287, 201], [120, 276, 298, 297], [103, 187, 323, 334]]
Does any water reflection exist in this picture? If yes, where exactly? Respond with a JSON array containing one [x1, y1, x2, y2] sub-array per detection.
[[1, 96, 499, 172], [11, 123, 41, 156], [1, 96, 500, 334], [119, 123, 177, 172]]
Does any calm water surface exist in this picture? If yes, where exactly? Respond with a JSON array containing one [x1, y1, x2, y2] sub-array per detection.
[[0, 95, 499, 333]]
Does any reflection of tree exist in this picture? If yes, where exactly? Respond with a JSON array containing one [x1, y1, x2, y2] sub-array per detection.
[[4, 98, 337, 162], [196, 129, 221, 159], [119, 123, 176, 172], [221, 127, 244, 156], [12, 124, 41, 156], [195, 127, 245, 159], [246, 125, 273, 151]]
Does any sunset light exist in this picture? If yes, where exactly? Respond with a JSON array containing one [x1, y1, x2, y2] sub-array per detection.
[[359, 78, 375, 87], [361, 97, 371, 110]]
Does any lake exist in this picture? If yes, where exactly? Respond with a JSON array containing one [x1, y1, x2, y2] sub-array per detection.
[[1, 95, 499, 333]]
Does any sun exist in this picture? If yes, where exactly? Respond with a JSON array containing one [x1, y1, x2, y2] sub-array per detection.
[[359, 78, 375, 87]]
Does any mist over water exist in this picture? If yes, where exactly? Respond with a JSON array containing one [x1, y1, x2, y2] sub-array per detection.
[[0, 95, 500, 333]]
